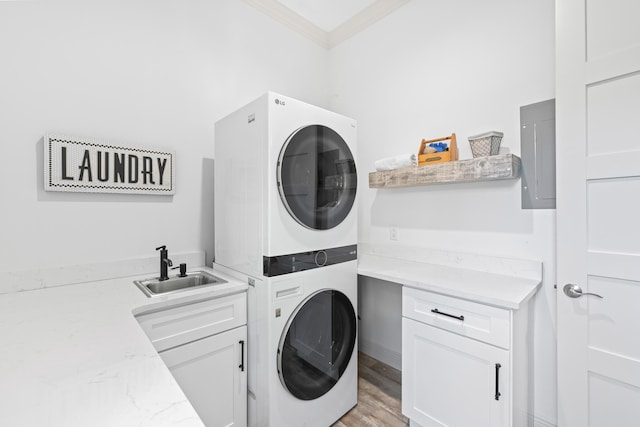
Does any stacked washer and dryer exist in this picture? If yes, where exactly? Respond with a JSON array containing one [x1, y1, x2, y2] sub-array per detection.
[[213, 92, 358, 427]]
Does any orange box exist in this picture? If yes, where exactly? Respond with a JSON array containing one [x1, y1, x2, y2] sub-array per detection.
[[417, 133, 458, 166]]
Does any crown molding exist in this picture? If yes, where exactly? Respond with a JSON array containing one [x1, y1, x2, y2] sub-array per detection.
[[242, 0, 410, 49], [328, 0, 409, 48], [242, 0, 330, 49]]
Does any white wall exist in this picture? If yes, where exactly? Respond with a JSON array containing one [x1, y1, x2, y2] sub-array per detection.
[[0, 0, 328, 277], [327, 0, 557, 425], [1, 1, 558, 424]]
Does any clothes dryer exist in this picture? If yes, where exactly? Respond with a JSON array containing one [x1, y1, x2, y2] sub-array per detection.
[[214, 92, 357, 279]]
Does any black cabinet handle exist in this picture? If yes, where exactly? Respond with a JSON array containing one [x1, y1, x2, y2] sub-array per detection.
[[431, 308, 464, 322], [495, 363, 501, 400], [239, 340, 245, 372]]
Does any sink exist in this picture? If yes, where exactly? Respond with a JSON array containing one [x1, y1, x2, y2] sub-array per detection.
[[134, 270, 228, 297]]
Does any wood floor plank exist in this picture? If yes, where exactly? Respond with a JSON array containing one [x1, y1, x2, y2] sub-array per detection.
[[371, 359, 402, 385], [359, 362, 402, 402], [333, 353, 409, 427], [358, 378, 405, 425], [358, 352, 380, 368]]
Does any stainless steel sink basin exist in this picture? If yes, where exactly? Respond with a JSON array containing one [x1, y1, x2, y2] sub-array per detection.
[[134, 270, 227, 297]]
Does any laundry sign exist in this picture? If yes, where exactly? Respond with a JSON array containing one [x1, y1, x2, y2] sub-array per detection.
[[44, 135, 175, 195]]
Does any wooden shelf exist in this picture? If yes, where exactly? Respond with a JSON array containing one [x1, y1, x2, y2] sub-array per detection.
[[369, 153, 521, 189]]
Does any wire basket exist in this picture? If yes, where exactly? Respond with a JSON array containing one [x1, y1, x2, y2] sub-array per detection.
[[468, 131, 503, 158]]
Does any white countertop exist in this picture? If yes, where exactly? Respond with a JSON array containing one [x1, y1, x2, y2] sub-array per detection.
[[358, 247, 542, 310], [0, 266, 247, 427]]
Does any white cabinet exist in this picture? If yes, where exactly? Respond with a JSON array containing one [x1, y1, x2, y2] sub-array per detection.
[[403, 318, 509, 427], [136, 292, 247, 427], [162, 325, 247, 427], [402, 286, 530, 427]]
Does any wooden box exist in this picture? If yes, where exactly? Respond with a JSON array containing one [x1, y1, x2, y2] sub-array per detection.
[[418, 133, 458, 166]]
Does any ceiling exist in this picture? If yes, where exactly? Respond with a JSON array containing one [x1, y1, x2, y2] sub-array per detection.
[[242, 0, 410, 49]]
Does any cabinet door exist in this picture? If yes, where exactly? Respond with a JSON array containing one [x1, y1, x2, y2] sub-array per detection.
[[161, 326, 247, 427], [402, 318, 509, 427]]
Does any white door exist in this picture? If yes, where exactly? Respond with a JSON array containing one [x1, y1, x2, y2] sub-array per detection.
[[402, 318, 509, 427], [161, 326, 247, 427], [556, 1, 640, 426]]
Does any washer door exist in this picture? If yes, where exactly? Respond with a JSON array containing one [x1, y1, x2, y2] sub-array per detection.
[[277, 289, 357, 400], [277, 125, 357, 230]]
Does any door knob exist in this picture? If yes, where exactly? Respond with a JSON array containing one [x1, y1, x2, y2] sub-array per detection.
[[563, 283, 603, 299]]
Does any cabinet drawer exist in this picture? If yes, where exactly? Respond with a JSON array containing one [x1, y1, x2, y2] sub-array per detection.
[[402, 286, 510, 349], [136, 292, 246, 352]]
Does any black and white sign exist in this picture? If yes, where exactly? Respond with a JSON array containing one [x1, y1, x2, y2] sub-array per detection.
[[44, 135, 175, 195]]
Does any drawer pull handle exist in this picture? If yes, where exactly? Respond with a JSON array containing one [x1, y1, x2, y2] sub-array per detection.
[[431, 308, 464, 322], [495, 363, 501, 400], [239, 340, 245, 372]]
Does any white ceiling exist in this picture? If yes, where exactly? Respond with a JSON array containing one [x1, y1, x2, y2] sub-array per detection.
[[242, 0, 410, 49]]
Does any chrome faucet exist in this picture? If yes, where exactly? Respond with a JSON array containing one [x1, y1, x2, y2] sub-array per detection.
[[155, 245, 173, 281]]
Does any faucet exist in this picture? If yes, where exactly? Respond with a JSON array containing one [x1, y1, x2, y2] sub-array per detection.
[[155, 245, 173, 281]]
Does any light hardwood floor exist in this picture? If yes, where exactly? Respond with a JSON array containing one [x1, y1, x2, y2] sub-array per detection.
[[333, 353, 409, 427]]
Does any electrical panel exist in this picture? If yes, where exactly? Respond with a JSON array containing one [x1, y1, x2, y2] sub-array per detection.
[[520, 99, 556, 209]]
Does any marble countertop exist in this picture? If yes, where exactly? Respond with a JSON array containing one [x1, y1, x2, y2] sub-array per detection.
[[358, 245, 542, 310], [0, 266, 247, 427]]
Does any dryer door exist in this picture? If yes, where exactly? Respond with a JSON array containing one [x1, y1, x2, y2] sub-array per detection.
[[277, 125, 357, 230], [277, 289, 357, 400]]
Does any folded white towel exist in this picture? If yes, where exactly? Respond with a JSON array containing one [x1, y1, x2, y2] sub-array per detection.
[[374, 154, 417, 171]]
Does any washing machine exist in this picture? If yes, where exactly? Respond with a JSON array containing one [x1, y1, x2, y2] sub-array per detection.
[[214, 91, 357, 279], [214, 92, 358, 426], [214, 259, 358, 427]]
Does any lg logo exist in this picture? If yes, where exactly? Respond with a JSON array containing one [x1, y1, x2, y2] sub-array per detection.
[[275, 99, 286, 106]]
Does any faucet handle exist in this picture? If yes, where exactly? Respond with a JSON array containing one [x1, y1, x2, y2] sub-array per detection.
[[155, 245, 167, 251]]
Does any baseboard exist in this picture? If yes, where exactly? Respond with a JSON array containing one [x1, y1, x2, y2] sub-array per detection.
[[359, 337, 402, 371], [0, 251, 205, 294]]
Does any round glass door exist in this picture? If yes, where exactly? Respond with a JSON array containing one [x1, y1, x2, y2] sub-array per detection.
[[277, 125, 357, 230], [277, 290, 357, 400]]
